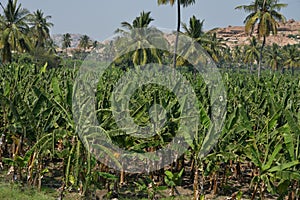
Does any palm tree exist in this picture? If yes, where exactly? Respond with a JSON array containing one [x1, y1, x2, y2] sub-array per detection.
[[45, 39, 57, 54], [179, 16, 212, 67], [220, 47, 233, 69], [181, 16, 227, 65], [181, 15, 205, 42], [157, 0, 195, 68], [78, 35, 90, 51], [283, 44, 300, 75], [232, 45, 243, 70], [265, 43, 282, 71], [203, 32, 227, 63], [115, 11, 168, 66], [0, 0, 30, 63], [92, 40, 98, 49], [62, 33, 72, 54], [29, 9, 53, 48], [235, 0, 287, 78], [244, 37, 260, 72], [115, 11, 154, 33]]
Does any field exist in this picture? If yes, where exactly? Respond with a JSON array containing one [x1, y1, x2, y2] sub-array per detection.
[[0, 0, 299, 199], [0, 63, 299, 199]]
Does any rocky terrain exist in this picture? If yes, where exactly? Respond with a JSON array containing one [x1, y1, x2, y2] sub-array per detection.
[[51, 19, 300, 50], [211, 19, 300, 47]]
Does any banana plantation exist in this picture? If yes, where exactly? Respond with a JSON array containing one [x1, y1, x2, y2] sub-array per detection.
[[0, 0, 300, 199], [0, 61, 300, 199]]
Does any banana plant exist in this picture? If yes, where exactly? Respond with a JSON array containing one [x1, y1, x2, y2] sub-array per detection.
[[164, 168, 184, 196], [245, 106, 299, 200]]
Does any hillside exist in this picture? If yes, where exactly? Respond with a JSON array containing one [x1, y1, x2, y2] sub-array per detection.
[[211, 19, 300, 47], [52, 19, 300, 51]]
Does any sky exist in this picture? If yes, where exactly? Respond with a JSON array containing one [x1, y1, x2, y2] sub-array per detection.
[[19, 0, 300, 41]]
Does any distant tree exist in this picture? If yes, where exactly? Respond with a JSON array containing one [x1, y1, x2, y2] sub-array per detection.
[[62, 33, 72, 53], [204, 32, 227, 63], [0, 0, 30, 63], [235, 0, 287, 78], [265, 43, 282, 71], [45, 39, 58, 54], [181, 15, 205, 41], [78, 35, 90, 51], [115, 11, 154, 33], [180, 15, 208, 67], [115, 11, 168, 67], [92, 40, 98, 49], [182, 16, 226, 62], [232, 45, 243, 68], [220, 47, 233, 69], [244, 37, 260, 72], [29, 9, 53, 48], [181, 16, 226, 64], [283, 44, 300, 75]]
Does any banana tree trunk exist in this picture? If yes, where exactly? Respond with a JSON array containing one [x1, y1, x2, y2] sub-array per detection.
[[38, 160, 43, 191], [0, 105, 7, 167], [0, 133, 6, 170], [251, 182, 258, 200], [120, 168, 125, 185], [212, 172, 218, 195], [193, 158, 199, 200]]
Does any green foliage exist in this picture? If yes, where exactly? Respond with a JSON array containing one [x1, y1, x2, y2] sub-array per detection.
[[164, 168, 184, 187], [0, 184, 54, 200], [1, 61, 300, 199]]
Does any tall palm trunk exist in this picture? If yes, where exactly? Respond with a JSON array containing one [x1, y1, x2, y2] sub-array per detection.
[[172, 0, 181, 68], [2, 40, 12, 63], [258, 0, 267, 79], [258, 36, 266, 79]]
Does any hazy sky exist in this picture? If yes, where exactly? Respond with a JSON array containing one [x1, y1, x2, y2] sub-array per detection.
[[19, 0, 300, 41]]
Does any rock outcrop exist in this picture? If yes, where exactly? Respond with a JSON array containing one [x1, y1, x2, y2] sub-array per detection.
[[211, 19, 300, 47]]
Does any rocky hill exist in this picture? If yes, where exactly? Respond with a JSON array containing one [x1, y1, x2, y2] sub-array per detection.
[[52, 19, 299, 51], [211, 19, 300, 47]]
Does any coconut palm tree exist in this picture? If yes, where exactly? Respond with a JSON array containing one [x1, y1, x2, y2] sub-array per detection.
[[62, 33, 72, 55], [92, 40, 98, 49], [179, 15, 212, 67], [157, 0, 195, 68], [265, 43, 282, 71], [235, 0, 287, 78], [115, 11, 168, 66], [78, 35, 91, 51], [115, 11, 154, 33], [0, 0, 30, 63], [181, 15, 205, 41], [181, 16, 227, 65], [29, 9, 53, 48], [283, 44, 300, 75], [244, 37, 260, 72], [204, 32, 227, 63], [45, 39, 57, 54], [182, 16, 228, 64], [220, 47, 233, 69], [232, 45, 243, 70]]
